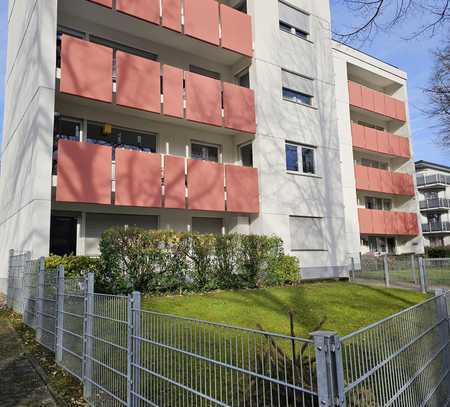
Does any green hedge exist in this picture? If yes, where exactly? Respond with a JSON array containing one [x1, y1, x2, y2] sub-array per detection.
[[47, 228, 300, 295], [425, 245, 450, 258]]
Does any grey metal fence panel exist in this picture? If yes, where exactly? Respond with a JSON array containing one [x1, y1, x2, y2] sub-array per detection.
[[341, 295, 450, 406], [131, 309, 319, 407], [22, 258, 40, 329], [57, 275, 87, 380], [7, 251, 30, 313], [84, 292, 129, 407], [424, 258, 450, 290]]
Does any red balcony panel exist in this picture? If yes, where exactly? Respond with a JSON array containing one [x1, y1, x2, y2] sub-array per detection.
[[385, 96, 396, 119], [355, 165, 370, 191], [116, 51, 161, 113], [351, 123, 366, 149], [358, 208, 374, 234], [162, 0, 182, 32], [220, 4, 252, 57], [348, 81, 362, 107], [383, 211, 396, 235], [184, 0, 220, 46], [164, 155, 186, 209], [115, 149, 162, 208], [186, 72, 222, 127], [116, 0, 160, 24], [376, 130, 390, 155], [56, 140, 112, 205], [398, 137, 411, 158], [373, 91, 386, 116], [406, 213, 419, 236], [365, 127, 378, 152], [361, 86, 375, 112], [394, 99, 407, 122], [60, 35, 112, 103], [372, 210, 387, 235], [380, 170, 394, 194], [88, 0, 112, 7], [388, 134, 401, 156], [368, 167, 383, 192], [163, 65, 184, 118], [223, 83, 256, 133], [399, 173, 415, 196], [188, 160, 225, 211], [225, 165, 259, 214]]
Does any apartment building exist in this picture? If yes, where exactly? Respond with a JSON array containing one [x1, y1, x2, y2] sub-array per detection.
[[0, 0, 423, 290], [416, 161, 450, 247]]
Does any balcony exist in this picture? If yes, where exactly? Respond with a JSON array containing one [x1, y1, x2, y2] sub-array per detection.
[[76, 0, 253, 59], [354, 165, 415, 197], [422, 222, 450, 234], [416, 173, 450, 189], [358, 208, 419, 236], [351, 123, 410, 159], [55, 140, 260, 214], [419, 198, 450, 211], [348, 81, 406, 122], [58, 35, 256, 134]]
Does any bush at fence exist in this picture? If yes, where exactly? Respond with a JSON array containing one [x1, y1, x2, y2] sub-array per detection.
[[47, 228, 300, 294], [426, 245, 450, 258]]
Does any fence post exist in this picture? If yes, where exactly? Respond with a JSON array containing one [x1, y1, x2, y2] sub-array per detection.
[[411, 254, 418, 286], [383, 254, 390, 288], [418, 257, 428, 293], [55, 265, 65, 365], [20, 252, 31, 314], [350, 258, 356, 281], [36, 257, 46, 342], [312, 331, 346, 407], [83, 273, 95, 401], [6, 249, 14, 308], [434, 289, 450, 380], [128, 291, 141, 407]]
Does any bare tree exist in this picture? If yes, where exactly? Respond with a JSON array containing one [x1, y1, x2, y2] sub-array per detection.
[[425, 40, 450, 147], [332, 0, 450, 42]]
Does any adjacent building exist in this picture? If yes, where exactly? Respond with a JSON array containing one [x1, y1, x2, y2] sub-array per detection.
[[0, 0, 423, 290], [416, 161, 450, 247]]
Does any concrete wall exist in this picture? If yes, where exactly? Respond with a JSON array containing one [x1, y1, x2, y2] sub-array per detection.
[[248, 0, 348, 278], [0, 0, 57, 292]]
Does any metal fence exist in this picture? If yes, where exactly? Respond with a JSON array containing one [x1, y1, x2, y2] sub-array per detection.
[[6, 251, 450, 406]]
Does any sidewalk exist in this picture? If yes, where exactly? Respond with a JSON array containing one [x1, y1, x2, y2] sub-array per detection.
[[0, 296, 57, 407]]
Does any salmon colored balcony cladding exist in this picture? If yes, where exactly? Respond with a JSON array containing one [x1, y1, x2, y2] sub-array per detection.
[[351, 123, 410, 158], [56, 140, 112, 205], [89, 0, 252, 57], [348, 81, 406, 122], [354, 165, 415, 196], [115, 149, 162, 208], [358, 208, 419, 236], [56, 141, 259, 214], [59, 36, 256, 134]]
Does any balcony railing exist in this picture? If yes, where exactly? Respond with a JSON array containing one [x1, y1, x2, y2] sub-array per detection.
[[58, 35, 256, 134], [358, 208, 419, 236], [88, 0, 253, 57], [422, 222, 450, 233], [419, 198, 450, 210], [351, 123, 410, 159], [55, 140, 260, 214], [354, 164, 415, 196], [348, 81, 406, 122], [416, 173, 450, 188]]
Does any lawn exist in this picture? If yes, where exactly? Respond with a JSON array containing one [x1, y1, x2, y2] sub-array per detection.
[[142, 282, 429, 337]]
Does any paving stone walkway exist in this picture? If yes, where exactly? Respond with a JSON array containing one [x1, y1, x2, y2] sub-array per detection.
[[0, 296, 57, 407]]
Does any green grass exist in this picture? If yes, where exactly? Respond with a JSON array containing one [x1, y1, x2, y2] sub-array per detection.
[[142, 282, 429, 337]]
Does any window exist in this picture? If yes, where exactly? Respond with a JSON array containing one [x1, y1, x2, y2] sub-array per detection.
[[192, 218, 224, 235], [90, 35, 158, 61], [363, 237, 396, 254], [290, 216, 325, 251], [285, 143, 316, 174], [240, 143, 253, 167], [53, 116, 83, 174], [364, 197, 392, 211], [282, 70, 314, 106], [234, 0, 247, 13], [50, 216, 77, 256], [361, 158, 388, 171], [189, 65, 221, 80], [279, 1, 310, 40], [357, 121, 385, 132], [191, 143, 220, 162], [238, 71, 250, 88]]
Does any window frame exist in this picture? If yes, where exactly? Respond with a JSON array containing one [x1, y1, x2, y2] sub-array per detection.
[[190, 141, 222, 163], [282, 87, 313, 106], [285, 142, 317, 176], [239, 142, 253, 167]]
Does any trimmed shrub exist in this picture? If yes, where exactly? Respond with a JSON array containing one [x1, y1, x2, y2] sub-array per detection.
[[425, 245, 450, 258]]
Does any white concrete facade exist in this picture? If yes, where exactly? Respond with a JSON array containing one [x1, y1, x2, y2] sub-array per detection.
[[0, 0, 423, 290]]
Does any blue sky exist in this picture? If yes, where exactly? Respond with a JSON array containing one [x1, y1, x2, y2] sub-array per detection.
[[0, 2, 448, 165]]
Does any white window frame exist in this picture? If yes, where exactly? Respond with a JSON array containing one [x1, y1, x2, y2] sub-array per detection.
[[238, 141, 253, 167], [285, 142, 317, 176], [190, 141, 222, 163]]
